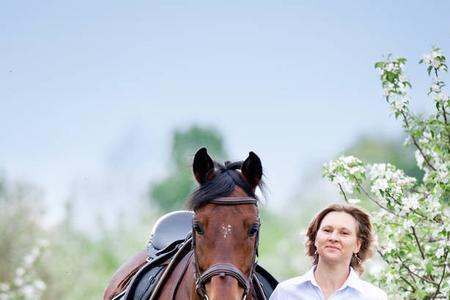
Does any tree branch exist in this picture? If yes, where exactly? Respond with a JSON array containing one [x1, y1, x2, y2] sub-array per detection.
[[433, 71, 450, 145], [440, 105, 450, 145], [338, 183, 349, 202], [431, 248, 449, 300], [355, 180, 395, 215], [378, 249, 417, 286], [401, 111, 437, 171], [384, 190, 429, 219], [410, 226, 426, 260], [400, 276, 416, 293], [441, 105, 449, 126], [396, 255, 438, 286]]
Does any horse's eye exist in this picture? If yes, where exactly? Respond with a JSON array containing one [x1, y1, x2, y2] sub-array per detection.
[[193, 223, 204, 235], [248, 224, 259, 237]]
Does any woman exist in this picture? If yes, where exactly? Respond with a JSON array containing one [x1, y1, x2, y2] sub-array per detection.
[[270, 203, 387, 300]]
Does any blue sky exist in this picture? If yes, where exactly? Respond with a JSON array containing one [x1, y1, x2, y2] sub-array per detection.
[[1, 1, 449, 229]]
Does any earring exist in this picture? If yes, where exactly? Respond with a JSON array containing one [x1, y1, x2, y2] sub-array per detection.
[[353, 253, 361, 264]]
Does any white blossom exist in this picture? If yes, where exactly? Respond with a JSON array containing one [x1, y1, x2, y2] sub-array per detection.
[[367, 164, 387, 180], [334, 174, 355, 194], [14, 278, 24, 287], [422, 49, 444, 69], [432, 59, 441, 68], [391, 96, 408, 112], [415, 150, 425, 169], [436, 247, 445, 258], [403, 219, 414, 228], [384, 271, 398, 285], [348, 198, 361, 204], [435, 92, 448, 102], [1, 240, 48, 300], [404, 193, 420, 210], [420, 131, 432, 143], [385, 62, 395, 72], [383, 239, 397, 253], [20, 285, 35, 298], [431, 83, 440, 93], [23, 254, 35, 267], [15, 267, 25, 277], [36, 239, 49, 248], [371, 178, 389, 192], [437, 162, 449, 184], [34, 280, 46, 291], [422, 53, 433, 65]]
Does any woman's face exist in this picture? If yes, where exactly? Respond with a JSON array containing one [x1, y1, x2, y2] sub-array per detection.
[[314, 211, 361, 266]]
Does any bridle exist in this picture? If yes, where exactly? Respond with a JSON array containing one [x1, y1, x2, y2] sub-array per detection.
[[192, 197, 260, 300]]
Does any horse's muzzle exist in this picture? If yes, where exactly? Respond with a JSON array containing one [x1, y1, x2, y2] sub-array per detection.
[[196, 263, 250, 300]]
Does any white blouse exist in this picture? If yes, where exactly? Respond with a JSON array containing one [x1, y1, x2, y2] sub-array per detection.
[[269, 266, 388, 300]]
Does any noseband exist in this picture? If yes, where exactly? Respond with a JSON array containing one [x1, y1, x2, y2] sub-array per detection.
[[193, 197, 259, 300]]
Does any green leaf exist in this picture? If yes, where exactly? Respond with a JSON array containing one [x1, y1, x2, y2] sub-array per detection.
[[375, 61, 385, 68], [386, 72, 397, 82], [425, 261, 433, 275]]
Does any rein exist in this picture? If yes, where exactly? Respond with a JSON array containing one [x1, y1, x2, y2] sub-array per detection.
[[192, 196, 259, 300]]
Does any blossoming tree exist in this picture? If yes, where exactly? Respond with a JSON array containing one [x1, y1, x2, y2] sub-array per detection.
[[0, 240, 47, 300], [323, 48, 449, 299]]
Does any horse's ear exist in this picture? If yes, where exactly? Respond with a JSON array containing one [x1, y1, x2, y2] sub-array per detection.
[[241, 151, 262, 190], [193, 147, 215, 185]]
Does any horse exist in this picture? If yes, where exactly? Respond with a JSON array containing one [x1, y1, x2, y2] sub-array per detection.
[[104, 147, 276, 300]]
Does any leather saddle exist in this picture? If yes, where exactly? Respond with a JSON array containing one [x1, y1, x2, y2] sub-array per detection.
[[114, 210, 278, 300], [147, 211, 194, 260]]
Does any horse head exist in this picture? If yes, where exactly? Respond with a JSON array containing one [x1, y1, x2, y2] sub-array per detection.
[[189, 148, 263, 300]]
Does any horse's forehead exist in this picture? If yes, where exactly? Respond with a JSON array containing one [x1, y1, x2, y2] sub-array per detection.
[[228, 185, 250, 197], [196, 204, 258, 222]]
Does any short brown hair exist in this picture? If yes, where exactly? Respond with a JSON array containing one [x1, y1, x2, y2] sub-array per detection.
[[306, 203, 375, 274]]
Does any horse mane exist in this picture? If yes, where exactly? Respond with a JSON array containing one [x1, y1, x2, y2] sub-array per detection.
[[187, 160, 263, 210]]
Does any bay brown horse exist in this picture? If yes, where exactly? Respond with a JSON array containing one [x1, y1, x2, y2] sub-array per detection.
[[104, 148, 267, 300]]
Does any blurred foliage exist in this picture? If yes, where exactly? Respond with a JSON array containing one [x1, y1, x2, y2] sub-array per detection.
[[0, 174, 152, 300], [40, 218, 150, 300], [0, 176, 45, 283], [343, 135, 423, 182], [171, 126, 227, 169], [258, 207, 308, 278], [149, 125, 227, 212]]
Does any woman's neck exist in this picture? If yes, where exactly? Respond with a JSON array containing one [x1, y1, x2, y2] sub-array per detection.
[[314, 261, 350, 299]]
